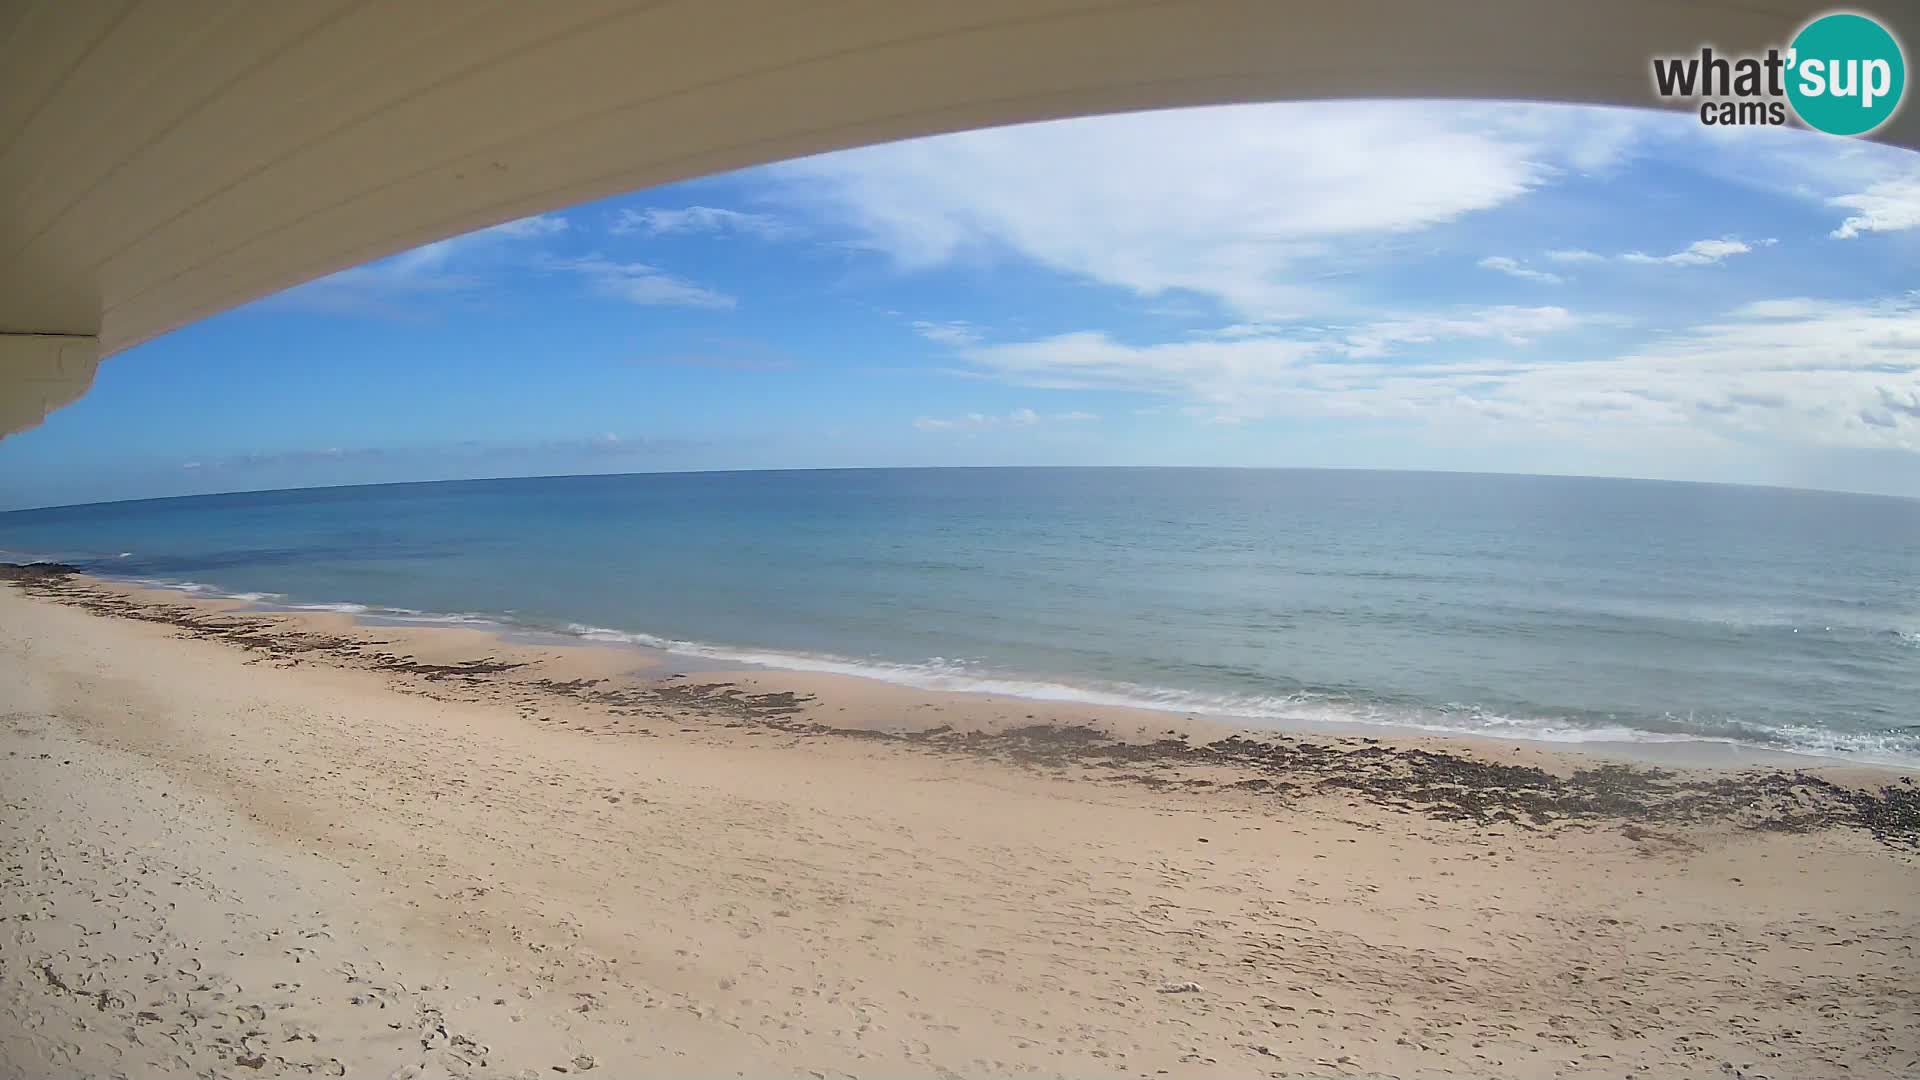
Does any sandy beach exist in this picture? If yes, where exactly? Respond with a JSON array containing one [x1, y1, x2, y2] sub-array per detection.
[[2, 567, 1916, 1079]]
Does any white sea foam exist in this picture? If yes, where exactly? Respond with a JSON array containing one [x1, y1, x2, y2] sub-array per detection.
[[123, 576, 221, 595], [279, 601, 372, 614], [55, 570, 1920, 768], [87, 573, 499, 627], [106, 576, 286, 605], [275, 602, 501, 628], [554, 623, 1918, 766]]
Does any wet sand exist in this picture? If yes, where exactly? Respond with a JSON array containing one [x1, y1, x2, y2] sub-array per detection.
[[3, 566, 1918, 1078]]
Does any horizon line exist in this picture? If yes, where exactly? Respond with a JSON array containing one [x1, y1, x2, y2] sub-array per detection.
[[5, 463, 1916, 516]]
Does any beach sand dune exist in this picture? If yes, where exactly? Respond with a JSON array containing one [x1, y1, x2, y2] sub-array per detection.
[[3, 579, 1917, 1078]]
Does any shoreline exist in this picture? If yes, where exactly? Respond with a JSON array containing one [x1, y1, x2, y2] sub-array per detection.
[[4, 563, 1919, 1077], [8, 563, 1918, 836], [21, 563, 1920, 774]]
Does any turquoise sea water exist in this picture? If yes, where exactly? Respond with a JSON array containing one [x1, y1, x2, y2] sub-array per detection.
[[4, 468, 1917, 764]]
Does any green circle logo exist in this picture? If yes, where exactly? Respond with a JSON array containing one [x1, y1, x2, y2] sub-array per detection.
[[1786, 12, 1907, 136]]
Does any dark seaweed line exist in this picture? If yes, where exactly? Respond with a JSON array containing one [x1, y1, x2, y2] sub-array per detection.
[[8, 563, 1917, 850]]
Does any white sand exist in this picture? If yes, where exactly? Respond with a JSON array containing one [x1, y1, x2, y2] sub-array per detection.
[[3, 582, 1917, 1078]]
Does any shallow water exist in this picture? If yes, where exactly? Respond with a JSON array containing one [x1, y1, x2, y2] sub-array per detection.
[[5, 467, 1917, 764]]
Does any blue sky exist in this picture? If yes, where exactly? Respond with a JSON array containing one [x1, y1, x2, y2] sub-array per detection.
[[3, 100, 1918, 509]]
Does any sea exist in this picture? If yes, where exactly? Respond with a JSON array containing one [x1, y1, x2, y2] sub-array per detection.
[[4, 468, 1917, 766]]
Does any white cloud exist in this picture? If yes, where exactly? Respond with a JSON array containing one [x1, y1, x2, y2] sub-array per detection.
[[484, 214, 570, 239], [1536, 237, 1773, 271], [763, 101, 1898, 325], [913, 407, 1099, 432], [1620, 237, 1764, 266], [270, 214, 570, 313], [1677, 122, 1920, 222], [772, 102, 1643, 319], [1829, 175, 1920, 239], [962, 332, 1321, 401], [175, 433, 693, 475], [1465, 102, 1653, 174], [1733, 298, 1829, 320], [911, 320, 981, 346], [1339, 306, 1583, 359], [546, 254, 736, 309], [949, 296, 1920, 449], [612, 206, 795, 239], [1477, 256, 1563, 284], [958, 306, 1586, 413], [1207, 323, 1294, 339]]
